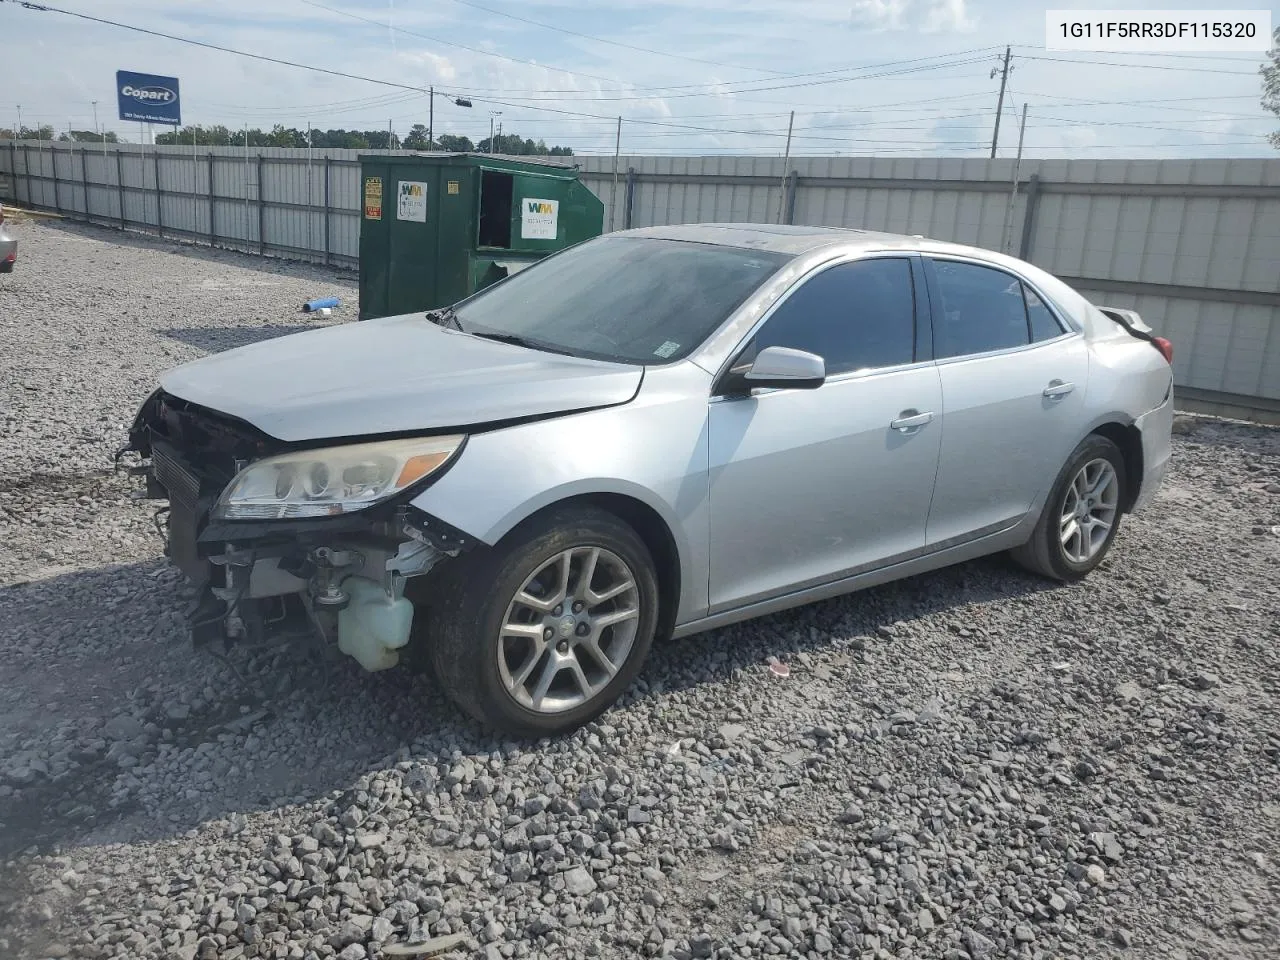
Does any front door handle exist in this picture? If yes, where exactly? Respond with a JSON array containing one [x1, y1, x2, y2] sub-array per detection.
[[1043, 379, 1075, 399], [890, 410, 934, 433]]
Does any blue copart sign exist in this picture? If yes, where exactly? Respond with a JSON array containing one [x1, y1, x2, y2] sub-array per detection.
[[117, 70, 181, 125]]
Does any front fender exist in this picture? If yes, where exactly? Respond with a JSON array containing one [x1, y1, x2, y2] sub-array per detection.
[[409, 363, 714, 622]]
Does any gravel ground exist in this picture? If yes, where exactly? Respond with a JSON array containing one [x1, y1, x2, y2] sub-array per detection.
[[1, 219, 1278, 960]]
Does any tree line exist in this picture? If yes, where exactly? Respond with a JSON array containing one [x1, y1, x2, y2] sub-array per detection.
[[0, 125, 120, 142], [149, 123, 573, 155], [0, 123, 574, 155]]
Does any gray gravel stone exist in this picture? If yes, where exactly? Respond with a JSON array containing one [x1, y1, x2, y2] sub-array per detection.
[[0, 221, 1278, 960]]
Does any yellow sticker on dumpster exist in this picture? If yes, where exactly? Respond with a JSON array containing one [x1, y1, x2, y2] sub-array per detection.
[[364, 177, 383, 219], [447, 180, 460, 195]]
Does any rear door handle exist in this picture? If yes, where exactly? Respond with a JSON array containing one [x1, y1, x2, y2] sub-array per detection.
[[1043, 379, 1075, 399], [890, 410, 934, 433]]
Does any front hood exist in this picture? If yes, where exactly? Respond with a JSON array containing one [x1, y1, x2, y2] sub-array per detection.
[[160, 315, 643, 442]]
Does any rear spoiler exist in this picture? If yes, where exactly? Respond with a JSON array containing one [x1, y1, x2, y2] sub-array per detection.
[[1096, 305, 1173, 365], [1097, 305, 1153, 340]]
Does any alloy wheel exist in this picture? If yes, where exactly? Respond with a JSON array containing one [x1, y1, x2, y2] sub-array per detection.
[[1059, 457, 1119, 564], [497, 546, 640, 714]]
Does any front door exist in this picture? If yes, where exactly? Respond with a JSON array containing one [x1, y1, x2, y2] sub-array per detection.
[[707, 256, 943, 612]]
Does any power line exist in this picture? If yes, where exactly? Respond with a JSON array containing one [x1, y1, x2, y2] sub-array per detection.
[[305, 3, 1004, 100], [1011, 44, 1267, 65], [1031, 115, 1272, 137], [438, 0, 782, 75], [1018, 54, 1261, 76], [480, 56, 997, 102], [0, 1, 1000, 139], [296, 0, 626, 87], [1, 0, 441, 96], [7, 0, 1003, 105]]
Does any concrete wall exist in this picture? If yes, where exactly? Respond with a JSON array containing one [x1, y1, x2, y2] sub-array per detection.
[[4, 142, 1278, 416]]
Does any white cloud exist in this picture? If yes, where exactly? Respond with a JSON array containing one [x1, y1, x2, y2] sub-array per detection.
[[400, 51, 458, 83], [847, 0, 973, 33], [923, 0, 975, 33], [848, 0, 910, 31], [1059, 126, 1099, 150]]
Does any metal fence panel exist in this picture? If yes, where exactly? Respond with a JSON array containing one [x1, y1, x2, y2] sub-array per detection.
[[2, 143, 1277, 411]]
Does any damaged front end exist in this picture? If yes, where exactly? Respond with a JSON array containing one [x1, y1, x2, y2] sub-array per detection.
[[122, 390, 472, 670]]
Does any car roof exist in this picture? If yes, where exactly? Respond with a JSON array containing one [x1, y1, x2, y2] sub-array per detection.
[[619, 222, 1008, 263]]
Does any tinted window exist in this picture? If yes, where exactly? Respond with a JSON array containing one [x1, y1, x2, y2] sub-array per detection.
[[744, 258, 916, 376], [1024, 284, 1065, 342], [454, 236, 790, 365], [931, 260, 1031, 358]]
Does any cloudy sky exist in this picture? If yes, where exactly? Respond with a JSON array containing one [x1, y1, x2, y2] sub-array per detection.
[[2, 0, 1277, 157]]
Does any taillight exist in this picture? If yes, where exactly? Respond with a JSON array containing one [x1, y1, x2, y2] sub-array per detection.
[[1152, 337, 1173, 364]]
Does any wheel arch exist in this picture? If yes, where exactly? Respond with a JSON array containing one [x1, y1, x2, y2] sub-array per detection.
[[1087, 420, 1143, 513], [487, 485, 686, 643]]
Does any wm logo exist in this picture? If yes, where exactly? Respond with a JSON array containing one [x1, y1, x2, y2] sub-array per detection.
[[527, 201, 554, 214]]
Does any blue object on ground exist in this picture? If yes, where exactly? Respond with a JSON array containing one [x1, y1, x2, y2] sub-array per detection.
[[303, 296, 340, 313]]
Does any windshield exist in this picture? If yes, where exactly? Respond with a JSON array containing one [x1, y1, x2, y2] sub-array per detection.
[[452, 236, 791, 365]]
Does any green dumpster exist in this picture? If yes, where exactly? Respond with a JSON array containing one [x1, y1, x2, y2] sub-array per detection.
[[358, 153, 605, 320]]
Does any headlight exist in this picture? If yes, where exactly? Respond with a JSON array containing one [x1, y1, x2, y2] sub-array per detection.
[[214, 435, 464, 520]]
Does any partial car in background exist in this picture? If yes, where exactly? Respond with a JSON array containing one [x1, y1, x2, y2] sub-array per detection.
[[0, 203, 16, 273], [125, 224, 1175, 736]]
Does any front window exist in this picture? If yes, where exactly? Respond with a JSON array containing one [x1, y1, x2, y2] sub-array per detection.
[[453, 236, 791, 365]]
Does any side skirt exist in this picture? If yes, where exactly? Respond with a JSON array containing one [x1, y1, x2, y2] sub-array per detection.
[[671, 519, 1031, 640]]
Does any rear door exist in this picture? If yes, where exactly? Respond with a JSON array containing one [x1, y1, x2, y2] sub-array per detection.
[[923, 257, 1090, 546]]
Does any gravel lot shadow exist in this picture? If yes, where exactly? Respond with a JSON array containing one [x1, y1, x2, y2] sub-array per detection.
[[0, 548, 1055, 859], [0, 557, 511, 858], [35, 217, 355, 285], [649, 551, 1058, 695], [160, 324, 325, 351]]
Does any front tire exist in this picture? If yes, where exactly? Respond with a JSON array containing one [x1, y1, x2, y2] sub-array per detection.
[[1010, 434, 1127, 582], [429, 505, 659, 737]]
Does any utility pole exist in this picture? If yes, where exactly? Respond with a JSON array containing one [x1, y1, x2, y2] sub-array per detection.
[[1000, 103, 1029, 254], [610, 116, 622, 232], [307, 122, 314, 255], [488, 112, 501, 154], [388, 118, 393, 151], [989, 46, 1012, 159], [428, 85, 433, 151], [15, 104, 21, 139], [93, 100, 106, 164], [777, 110, 794, 225]]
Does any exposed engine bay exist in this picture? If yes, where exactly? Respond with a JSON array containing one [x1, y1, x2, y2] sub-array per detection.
[[122, 390, 472, 671]]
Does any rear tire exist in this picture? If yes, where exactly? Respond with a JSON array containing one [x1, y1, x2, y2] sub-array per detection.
[[1010, 434, 1127, 582], [428, 505, 659, 737]]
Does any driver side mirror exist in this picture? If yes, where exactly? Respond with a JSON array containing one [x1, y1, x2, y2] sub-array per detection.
[[737, 345, 826, 391]]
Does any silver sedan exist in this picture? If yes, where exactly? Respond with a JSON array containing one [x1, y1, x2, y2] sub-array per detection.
[[128, 224, 1174, 736], [0, 203, 16, 273]]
